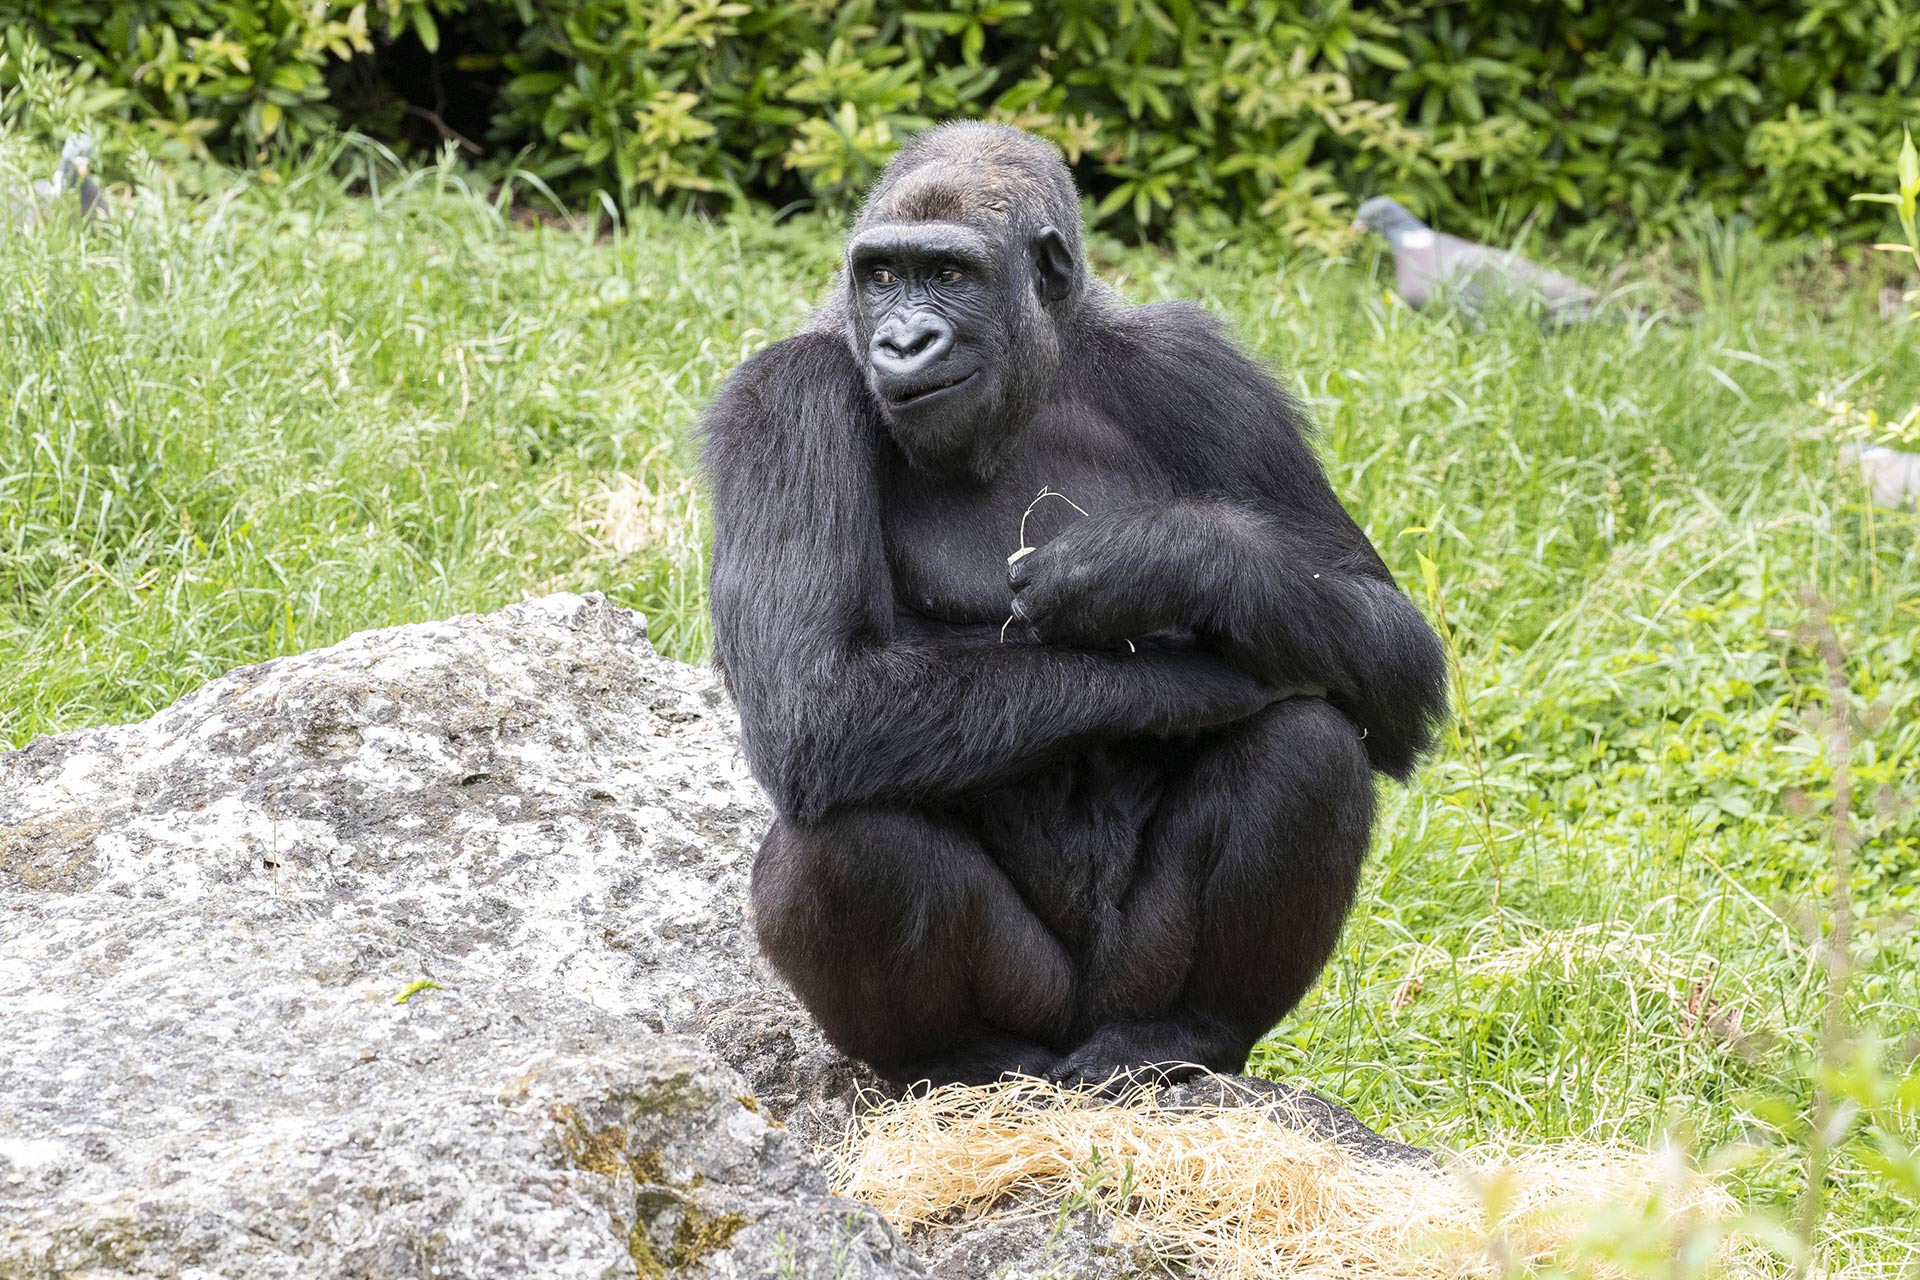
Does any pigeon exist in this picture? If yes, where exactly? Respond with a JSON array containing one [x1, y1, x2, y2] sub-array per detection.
[[1839, 443, 1920, 510], [15, 133, 106, 227], [1351, 196, 1599, 322]]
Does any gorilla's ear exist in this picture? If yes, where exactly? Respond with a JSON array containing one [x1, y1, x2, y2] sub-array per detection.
[[1032, 226, 1074, 304]]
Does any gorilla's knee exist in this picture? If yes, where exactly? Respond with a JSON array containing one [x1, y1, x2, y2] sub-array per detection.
[[751, 812, 943, 1067], [1244, 697, 1376, 861], [751, 809, 940, 971], [750, 808, 1071, 1072], [1171, 699, 1379, 1050]]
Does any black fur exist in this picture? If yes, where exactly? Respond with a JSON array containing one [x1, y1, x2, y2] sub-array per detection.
[[701, 123, 1448, 1087]]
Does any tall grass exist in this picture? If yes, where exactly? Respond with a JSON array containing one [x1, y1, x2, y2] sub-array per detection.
[[0, 137, 814, 739], [0, 139, 1914, 1271]]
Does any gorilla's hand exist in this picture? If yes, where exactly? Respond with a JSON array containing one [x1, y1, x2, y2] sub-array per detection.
[[1126, 648, 1281, 734], [1006, 505, 1194, 646]]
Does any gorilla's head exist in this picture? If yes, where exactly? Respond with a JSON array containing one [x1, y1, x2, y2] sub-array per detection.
[[842, 123, 1083, 475]]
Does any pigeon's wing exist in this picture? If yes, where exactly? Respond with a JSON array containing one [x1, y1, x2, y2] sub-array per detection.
[[79, 176, 106, 219], [1387, 229, 1446, 308], [1436, 232, 1596, 314], [1396, 230, 1504, 312], [1506, 251, 1599, 317]]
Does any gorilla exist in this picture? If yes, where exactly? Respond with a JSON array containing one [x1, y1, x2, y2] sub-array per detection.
[[701, 123, 1447, 1088]]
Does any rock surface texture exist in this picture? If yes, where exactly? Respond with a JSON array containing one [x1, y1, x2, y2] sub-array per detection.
[[0, 594, 1423, 1279]]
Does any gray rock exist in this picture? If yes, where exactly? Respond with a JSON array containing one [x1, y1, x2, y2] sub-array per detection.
[[0, 595, 916, 1279], [1158, 1074, 1435, 1167], [0, 593, 1427, 1279], [916, 1207, 1163, 1280], [686, 988, 884, 1152], [0, 896, 914, 1280], [0, 594, 762, 1028]]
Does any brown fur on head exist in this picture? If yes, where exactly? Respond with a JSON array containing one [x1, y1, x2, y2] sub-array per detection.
[[856, 122, 1084, 280]]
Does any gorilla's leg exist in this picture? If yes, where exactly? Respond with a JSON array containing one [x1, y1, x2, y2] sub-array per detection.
[[752, 807, 1077, 1085], [1055, 697, 1375, 1085]]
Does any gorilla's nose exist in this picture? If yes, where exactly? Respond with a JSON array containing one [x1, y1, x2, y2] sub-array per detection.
[[870, 312, 956, 380]]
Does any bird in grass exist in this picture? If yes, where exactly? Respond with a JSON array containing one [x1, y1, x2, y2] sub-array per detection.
[[1351, 196, 1599, 322], [15, 134, 106, 227], [1840, 443, 1920, 510]]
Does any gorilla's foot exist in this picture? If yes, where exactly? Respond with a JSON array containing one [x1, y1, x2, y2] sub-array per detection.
[[1048, 1014, 1245, 1091], [885, 1032, 1061, 1090]]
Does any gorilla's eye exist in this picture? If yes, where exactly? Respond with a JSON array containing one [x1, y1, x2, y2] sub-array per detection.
[[869, 267, 897, 286], [936, 265, 966, 284]]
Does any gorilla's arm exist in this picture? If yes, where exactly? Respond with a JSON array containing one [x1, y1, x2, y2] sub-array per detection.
[[1012, 304, 1449, 779], [703, 333, 1274, 822]]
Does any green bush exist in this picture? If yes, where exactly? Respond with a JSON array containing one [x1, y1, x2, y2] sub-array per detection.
[[3, 0, 1917, 245]]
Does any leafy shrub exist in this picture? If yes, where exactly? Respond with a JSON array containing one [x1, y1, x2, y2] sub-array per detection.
[[2, 0, 1917, 246]]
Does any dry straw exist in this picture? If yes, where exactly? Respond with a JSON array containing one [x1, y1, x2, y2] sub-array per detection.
[[593, 466, 701, 558], [835, 1075, 1754, 1280]]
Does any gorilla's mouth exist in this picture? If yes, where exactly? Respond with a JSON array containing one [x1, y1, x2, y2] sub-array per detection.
[[888, 370, 977, 407]]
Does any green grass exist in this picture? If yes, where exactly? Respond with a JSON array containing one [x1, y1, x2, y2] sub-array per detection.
[[1, 140, 1916, 1272]]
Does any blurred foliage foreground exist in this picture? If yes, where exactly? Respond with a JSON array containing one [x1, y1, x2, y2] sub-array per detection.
[[0, 132, 1917, 1271], [2, 0, 1920, 250]]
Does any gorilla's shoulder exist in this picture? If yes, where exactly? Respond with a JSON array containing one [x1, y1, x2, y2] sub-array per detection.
[[1123, 297, 1229, 333], [1086, 298, 1250, 372], [1077, 297, 1284, 407], [724, 327, 863, 398], [701, 327, 870, 453], [1069, 295, 1314, 469], [700, 326, 885, 484]]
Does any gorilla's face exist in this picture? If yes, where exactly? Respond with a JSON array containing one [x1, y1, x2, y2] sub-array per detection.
[[847, 220, 1072, 473]]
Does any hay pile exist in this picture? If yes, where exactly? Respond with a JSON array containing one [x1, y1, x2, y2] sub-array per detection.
[[835, 1076, 1748, 1279]]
